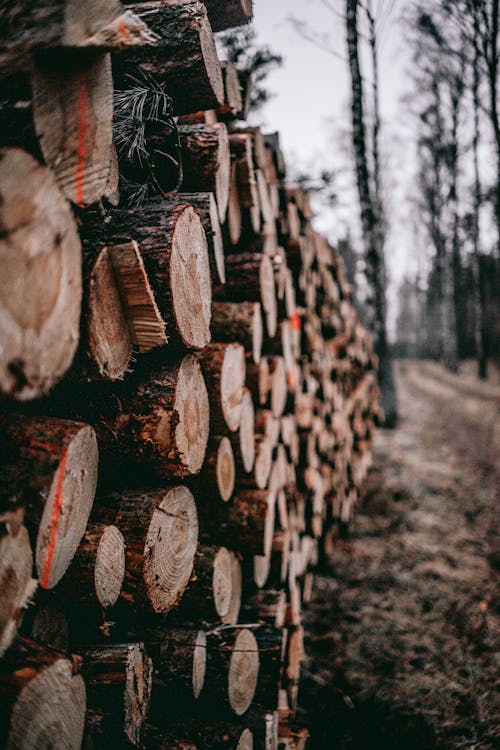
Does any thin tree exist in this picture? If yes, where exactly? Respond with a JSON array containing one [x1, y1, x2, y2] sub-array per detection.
[[345, 0, 398, 425]]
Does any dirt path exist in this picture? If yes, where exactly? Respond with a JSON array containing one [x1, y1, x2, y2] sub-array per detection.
[[299, 361, 499, 750]]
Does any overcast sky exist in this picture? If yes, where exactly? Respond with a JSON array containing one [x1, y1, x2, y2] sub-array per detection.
[[248, 0, 416, 331]]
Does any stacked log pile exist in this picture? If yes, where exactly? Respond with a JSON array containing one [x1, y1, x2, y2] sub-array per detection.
[[0, 2, 381, 748]]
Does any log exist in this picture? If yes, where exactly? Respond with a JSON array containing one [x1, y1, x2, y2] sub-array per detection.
[[177, 192, 225, 284], [0, 637, 86, 750], [116, 1, 224, 115], [225, 161, 243, 245], [211, 301, 263, 364], [205, 628, 259, 715], [253, 625, 286, 709], [145, 721, 252, 749], [207, 488, 275, 556], [80, 240, 166, 381], [215, 253, 277, 337], [196, 342, 246, 433], [254, 410, 281, 448], [246, 358, 270, 408], [0, 148, 82, 401], [231, 387, 255, 473], [55, 522, 125, 608], [241, 589, 287, 630], [0, 0, 156, 71], [92, 486, 198, 614], [0, 414, 98, 589], [32, 51, 113, 207], [84, 201, 212, 351], [149, 628, 206, 702], [268, 357, 287, 418], [0, 513, 37, 657], [198, 436, 235, 503], [203, 0, 253, 31], [63, 355, 209, 477], [218, 60, 243, 119], [173, 545, 241, 625], [178, 123, 231, 222], [80, 642, 152, 747]]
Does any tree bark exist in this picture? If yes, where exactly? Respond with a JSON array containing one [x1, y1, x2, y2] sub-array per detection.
[[92, 486, 198, 614], [178, 124, 231, 222], [211, 301, 263, 364], [82, 201, 212, 351], [79, 642, 152, 747], [0, 414, 98, 589], [203, 0, 253, 32], [116, 1, 224, 115], [197, 436, 235, 502], [204, 628, 259, 716], [177, 192, 225, 284]]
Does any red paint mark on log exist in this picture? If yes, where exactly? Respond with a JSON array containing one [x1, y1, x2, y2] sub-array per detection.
[[40, 449, 68, 588]]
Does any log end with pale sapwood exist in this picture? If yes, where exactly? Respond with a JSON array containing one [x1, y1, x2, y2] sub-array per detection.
[[0, 148, 82, 401], [196, 342, 246, 433], [0, 414, 99, 590], [0, 637, 86, 750]]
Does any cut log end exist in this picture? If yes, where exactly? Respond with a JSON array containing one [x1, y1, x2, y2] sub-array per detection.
[[254, 438, 272, 489], [252, 302, 263, 364], [216, 436, 236, 502], [0, 148, 82, 401], [174, 355, 210, 475], [221, 343, 246, 431], [208, 192, 226, 283], [94, 525, 126, 608], [143, 486, 198, 614], [36, 425, 99, 589], [237, 728, 254, 750], [239, 387, 255, 473], [171, 206, 212, 350], [228, 628, 259, 715], [0, 525, 37, 657], [88, 247, 133, 381], [193, 630, 207, 699], [213, 547, 241, 625], [124, 643, 153, 745], [215, 123, 231, 222], [6, 660, 86, 750], [198, 12, 225, 105]]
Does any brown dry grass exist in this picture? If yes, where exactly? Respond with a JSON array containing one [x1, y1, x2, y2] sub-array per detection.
[[299, 360, 500, 750]]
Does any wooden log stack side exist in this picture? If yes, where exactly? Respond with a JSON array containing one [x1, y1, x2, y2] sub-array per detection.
[[0, 3, 379, 749]]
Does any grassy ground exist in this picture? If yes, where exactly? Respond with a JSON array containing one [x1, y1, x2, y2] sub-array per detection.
[[298, 360, 500, 750]]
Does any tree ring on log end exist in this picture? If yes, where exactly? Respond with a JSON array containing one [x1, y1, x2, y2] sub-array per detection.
[[36, 425, 98, 589], [171, 206, 212, 350], [0, 526, 36, 657], [239, 388, 255, 473], [124, 643, 153, 746], [88, 247, 133, 380], [252, 302, 263, 364], [212, 546, 233, 619], [94, 525, 125, 608], [175, 355, 210, 475], [237, 728, 254, 750], [143, 486, 198, 614], [6, 660, 86, 750], [0, 148, 82, 401], [216, 436, 235, 502], [228, 629, 259, 715], [221, 343, 246, 431], [192, 630, 207, 699]]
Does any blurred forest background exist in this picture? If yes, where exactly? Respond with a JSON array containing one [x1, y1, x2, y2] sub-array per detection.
[[219, 0, 500, 426]]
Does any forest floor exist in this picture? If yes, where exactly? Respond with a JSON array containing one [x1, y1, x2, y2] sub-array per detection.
[[298, 360, 500, 750]]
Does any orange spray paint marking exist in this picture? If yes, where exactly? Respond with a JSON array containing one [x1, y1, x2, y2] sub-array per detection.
[[40, 450, 68, 589], [75, 70, 88, 207], [117, 18, 131, 45], [289, 311, 301, 332]]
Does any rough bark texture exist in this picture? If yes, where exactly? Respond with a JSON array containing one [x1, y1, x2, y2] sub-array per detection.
[[203, 0, 253, 31], [178, 192, 225, 284], [92, 486, 198, 614], [178, 124, 231, 222], [211, 301, 263, 364], [196, 342, 246, 433], [116, 1, 224, 115], [81, 201, 212, 350]]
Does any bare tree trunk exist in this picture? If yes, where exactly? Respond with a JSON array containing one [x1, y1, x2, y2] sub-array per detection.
[[345, 0, 397, 426], [472, 8, 488, 378]]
